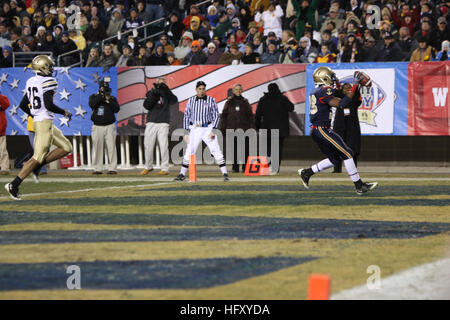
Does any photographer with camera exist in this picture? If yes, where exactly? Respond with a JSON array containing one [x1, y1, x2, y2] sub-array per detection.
[[89, 77, 120, 175], [141, 77, 178, 176]]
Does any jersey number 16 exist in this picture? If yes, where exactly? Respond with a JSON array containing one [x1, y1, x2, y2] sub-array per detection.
[[27, 87, 42, 110]]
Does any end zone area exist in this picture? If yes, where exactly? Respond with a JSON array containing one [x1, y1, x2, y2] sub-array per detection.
[[0, 171, 449, 299]]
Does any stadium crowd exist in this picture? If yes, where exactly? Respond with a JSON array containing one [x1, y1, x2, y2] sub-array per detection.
[[0, 0, 449, 67]]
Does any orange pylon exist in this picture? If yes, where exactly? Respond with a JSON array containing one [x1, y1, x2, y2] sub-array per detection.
[[307, 274, 331, 300], [189, 154, 197, 182]]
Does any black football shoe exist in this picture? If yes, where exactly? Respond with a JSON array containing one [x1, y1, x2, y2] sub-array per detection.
[[4, 183, 21, 200], [174, 174, 186, 181], [356, 182, 378, 195], [298, 168, 310, 189]]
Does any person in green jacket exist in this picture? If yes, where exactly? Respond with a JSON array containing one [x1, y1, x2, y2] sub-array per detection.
[[292, 0, 320, 40], [214, 12, 232, 43]]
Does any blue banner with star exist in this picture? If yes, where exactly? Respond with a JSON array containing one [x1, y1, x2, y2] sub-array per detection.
[[0, 67, 117, 136]]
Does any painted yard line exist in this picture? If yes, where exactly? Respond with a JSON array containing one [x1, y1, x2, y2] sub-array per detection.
[[0, 182, 175, 200], [331, 258, 450, 300], [1, 177, 450, 183]]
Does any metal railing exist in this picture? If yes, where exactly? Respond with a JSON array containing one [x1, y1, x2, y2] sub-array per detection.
[[57, 49, 84, 67], [101, 17, 166, 52], [12, 51, 54, 67]]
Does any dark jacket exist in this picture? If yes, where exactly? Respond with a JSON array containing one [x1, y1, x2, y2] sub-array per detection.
[[83, 24, 107, 43], [89, 93, 120, 126], [333, 88, 361, 155], [376, 41, 404, 62], [143, 83, 178, 124], [219, 95, 255, 133], [255, 87, 294, 137], [182, 50, 207, 65]]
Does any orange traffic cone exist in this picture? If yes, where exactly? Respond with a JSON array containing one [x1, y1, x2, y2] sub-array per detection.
[[189, 154, 197, 182], [307, 274, 331, 300]]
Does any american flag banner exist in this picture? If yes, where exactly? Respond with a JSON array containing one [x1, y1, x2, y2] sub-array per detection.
[[0, 67, 118, 136], [117, 65, 306, 136]]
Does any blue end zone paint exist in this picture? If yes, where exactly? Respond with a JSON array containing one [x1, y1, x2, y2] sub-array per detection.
[[0, 257, 315, 290], [0, 215, 449, 244], [3, 185, 450, 207]]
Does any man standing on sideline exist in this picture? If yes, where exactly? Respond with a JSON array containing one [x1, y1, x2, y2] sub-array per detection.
[[0, 92, 10, 175], [255, 83, 294, 174], [174, 81, 229, 182], [141, 77, 178, 176], [89, 77, 120, 175], [219, 83, 255, 173]]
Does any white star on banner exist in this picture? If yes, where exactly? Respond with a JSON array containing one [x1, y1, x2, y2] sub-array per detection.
[[21, 113, 28, 123], [21, 88, 27, 95], [58, 67, 70, 75], [9, 78, 19, 90], [0, 73, 8, 85], [74, 105, 87, 118], [11, 129, 18, 135], [59, 116, 70, 127], [74, 131, 82, 136], [59, 88, 71, 101], [8, 104, 19, 116], [74, 78, 87, 91]]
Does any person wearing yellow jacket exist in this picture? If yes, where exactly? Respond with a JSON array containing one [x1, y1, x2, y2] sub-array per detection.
[[68, 29, 87, 51], [27, 116, 47, 175]]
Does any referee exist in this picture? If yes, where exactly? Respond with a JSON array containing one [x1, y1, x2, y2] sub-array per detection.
[[174, 81, 229, 181]]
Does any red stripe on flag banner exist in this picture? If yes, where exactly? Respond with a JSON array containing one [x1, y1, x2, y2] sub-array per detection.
[[147, 65, 226, 90], [284, 87, 306, 105], [178, 65, 305, 112], [118, 83, 147, 105]]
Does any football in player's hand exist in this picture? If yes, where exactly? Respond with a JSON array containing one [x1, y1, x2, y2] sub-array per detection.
[[356, 71, 371, 87]]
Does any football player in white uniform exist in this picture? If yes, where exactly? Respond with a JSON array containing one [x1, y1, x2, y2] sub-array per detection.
[[5, 55, 73, 200]]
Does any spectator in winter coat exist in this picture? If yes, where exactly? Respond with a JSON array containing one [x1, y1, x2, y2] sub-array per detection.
[[205, 42, 222, 64], [254, 1, 283, 39], [219, 83, 255, 173], [315, 44, 337, 63], [410, 37, 435, 62], [106, 8, 125, 38], [255, 83, 294, 174], [260, 40, 280, 63], [174, 32, 193, 60], [55, 31, 79, 66], [432, 40, 450, 61], [148, 42, 168, 65], [218, 42, 243, 64], [83, 16, 107, 47], [98, 43, 118, 68], [182, 40, 207, 65]]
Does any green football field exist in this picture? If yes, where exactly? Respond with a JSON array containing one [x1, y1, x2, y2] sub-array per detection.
[[0, 171, 449, 299]]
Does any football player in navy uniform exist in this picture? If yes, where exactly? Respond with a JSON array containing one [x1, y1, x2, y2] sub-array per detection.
[[298, 66, 378, 195]]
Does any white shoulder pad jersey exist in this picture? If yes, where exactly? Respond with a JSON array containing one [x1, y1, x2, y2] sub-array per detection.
[[25, 75, 58, 122]]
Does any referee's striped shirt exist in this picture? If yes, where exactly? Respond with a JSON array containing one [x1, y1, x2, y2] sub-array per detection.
[[183, 95, 220, 130]]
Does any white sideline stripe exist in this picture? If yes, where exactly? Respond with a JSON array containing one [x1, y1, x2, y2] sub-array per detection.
[[1, 177, 450, 183], [0, 182, 175, 200], [331, 258, 450, 300]]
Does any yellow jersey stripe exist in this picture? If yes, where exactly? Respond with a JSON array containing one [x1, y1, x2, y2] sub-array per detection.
[[318, 127, 352, 159], [42, 81, 57, 87]]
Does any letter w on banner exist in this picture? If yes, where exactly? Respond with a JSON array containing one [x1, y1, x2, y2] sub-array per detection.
[[408, 61, 450, 135]]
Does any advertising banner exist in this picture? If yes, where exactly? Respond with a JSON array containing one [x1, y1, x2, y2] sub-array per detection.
[[117, 65, 307, 136], [305, 62, 409, 136], [408, 61, 450, 136]]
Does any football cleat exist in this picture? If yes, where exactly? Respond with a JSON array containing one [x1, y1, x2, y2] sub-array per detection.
[[174, 174, 186, 181], [356, 182, 378, 195], [4, 183, 21, 201], [32, 166, 40, 183], [223, 173, 230, 181], [298, 168, 310, 189]]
